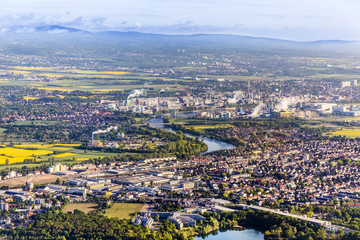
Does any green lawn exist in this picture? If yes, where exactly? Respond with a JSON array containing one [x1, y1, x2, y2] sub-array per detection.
[[104, 203, 144, 219], [134, 117, 148, 123], [0, 163, 41, 171]]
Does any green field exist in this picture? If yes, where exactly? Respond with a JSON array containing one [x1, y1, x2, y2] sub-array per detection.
[[311, 74, 360, 80], [340, 116, 360, 121], [63, 203, 98, 214], [0, 163, 41, 171], [0, 66, 183, 92], [12, 121, 59, 126], [104, 203, 144, 219], [134, 117, 148, 124]]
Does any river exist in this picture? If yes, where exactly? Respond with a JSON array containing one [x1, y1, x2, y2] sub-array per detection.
[[146, 118, 236, 154], [195, 229, 264, 240]]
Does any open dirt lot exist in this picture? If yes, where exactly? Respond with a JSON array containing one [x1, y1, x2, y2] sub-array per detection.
[[0, 174, 68, 187]]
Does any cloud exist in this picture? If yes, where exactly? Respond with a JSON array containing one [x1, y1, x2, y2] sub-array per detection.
[[47, 29, 68, 34], [0, 14, 237, 35], [115, 21, 231, 34], [0, 14, 110, 33], [258, 14, 333, 21], [0, 11, 358, 41]]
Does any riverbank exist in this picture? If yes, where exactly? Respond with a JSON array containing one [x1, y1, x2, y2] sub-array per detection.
[[180, 224, 244, 239], [195, 229, 264, 240], [179, 208, 346, 240], [146, 118, 236, 154], [181, 224, 262, 240], [170, 123, 241, 150]]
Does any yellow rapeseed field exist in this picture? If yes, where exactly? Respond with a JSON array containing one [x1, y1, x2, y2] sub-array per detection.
[[23, 97, 40, 101], [39, 74, 65, 78], [11, 70, 31, 74], [15, 144, 56, 149], [12, 70, 31, 74], [63, 69, 98, 74], [330, 129, 360, 137], [14, 144, 74, 151], [0, 156, 32, 164], [0, 143, 108, 165], [78, 86, 93, 88], [52, 153, 75, 158], [11, 66, 54, 71], [0, 148, 53, 164], [186, 124, 235, 130], [0, 148, 51, 157], [100, 71, 129, 75], [55, 144, 81, 147]]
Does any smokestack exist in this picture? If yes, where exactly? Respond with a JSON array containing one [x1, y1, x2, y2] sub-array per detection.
[[250, 103, 265, 118], [263, 94, 266, 114], [274, 97, 301, 112], [128, 89, 145, 100], [91, 126, 119, 145]]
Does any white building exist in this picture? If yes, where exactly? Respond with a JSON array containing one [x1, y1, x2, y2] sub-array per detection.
[[310, 103, 337, 114], [48, 164, 68, 173], [7, 171, 17, 179]]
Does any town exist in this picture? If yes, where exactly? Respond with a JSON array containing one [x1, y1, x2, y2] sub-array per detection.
[[0, 31, 358, 240]]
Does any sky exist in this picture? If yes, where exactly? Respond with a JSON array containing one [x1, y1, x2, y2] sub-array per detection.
[[0, 0, 359, 41]]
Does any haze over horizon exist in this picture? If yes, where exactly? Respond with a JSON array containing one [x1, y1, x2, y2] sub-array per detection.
[[1, 0, 359, 41]]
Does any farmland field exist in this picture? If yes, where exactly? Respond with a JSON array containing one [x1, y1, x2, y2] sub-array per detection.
[[63, 203, 98, 214], [0, 66, 184, 92], [11, 121, 59, 126], [340, 116, 360, 121], [23, 97, 40, 101], [329, 128, 360, 138], [104, 203, 144, 219], [0, 163, 40, 171], [0, 143, 124, 165], [185, 124, 235, 130]]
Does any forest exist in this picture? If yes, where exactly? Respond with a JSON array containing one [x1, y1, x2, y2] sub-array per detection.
[[2, 207, 359, 240]]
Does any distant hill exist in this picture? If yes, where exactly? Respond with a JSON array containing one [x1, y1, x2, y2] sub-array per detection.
[[0, 25, 359, 57], [34, 25, 87, 33]]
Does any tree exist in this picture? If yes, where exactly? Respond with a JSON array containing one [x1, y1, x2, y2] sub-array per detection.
[[284, 226, 296, 239], [55, 178, 62, 185], [317, 228, 326, 240]]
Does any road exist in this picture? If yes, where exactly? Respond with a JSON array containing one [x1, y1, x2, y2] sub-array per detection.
[[237, 204, 357, 233], [133, 122, 183, 127]]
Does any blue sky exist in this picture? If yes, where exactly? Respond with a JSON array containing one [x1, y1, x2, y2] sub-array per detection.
[[0, 0, 359, 40]]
